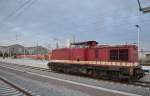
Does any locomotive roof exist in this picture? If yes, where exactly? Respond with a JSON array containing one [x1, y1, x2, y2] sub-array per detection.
[[71, 41, 98, 45], [98, 44, 137, 48]]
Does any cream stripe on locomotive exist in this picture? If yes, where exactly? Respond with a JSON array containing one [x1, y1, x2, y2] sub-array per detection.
[[51, 60, 139, 67]]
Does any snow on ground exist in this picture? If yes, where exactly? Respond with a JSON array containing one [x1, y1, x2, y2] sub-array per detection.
[[0, 58, 49, 68]]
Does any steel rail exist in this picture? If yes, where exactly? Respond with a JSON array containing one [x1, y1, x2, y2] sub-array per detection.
[[0, 76, 34, 96]]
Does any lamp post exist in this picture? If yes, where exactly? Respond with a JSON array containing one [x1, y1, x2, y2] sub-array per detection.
[[135, 25, 141, 57], [137, 0, 142, 11], [137, 0, 150, 13]]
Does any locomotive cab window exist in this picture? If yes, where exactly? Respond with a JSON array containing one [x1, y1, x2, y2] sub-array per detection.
[[110, 49, 128, 61]]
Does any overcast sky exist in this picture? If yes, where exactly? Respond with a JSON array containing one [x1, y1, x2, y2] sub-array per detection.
[[0, 0, 150, 50]]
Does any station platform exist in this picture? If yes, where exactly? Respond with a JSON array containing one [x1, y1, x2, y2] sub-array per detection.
[[0, 58, 48, 68]]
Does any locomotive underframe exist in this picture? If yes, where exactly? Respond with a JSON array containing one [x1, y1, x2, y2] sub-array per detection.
[[48, 62, 144, 81]]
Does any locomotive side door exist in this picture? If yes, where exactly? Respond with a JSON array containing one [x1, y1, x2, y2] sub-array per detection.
[[95, 48, 99, 62]]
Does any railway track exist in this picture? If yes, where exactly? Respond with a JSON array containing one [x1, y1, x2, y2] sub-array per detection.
[[0, 76, 38, 96], [132, 81, 150, 88], [1, 62, 150, 89]]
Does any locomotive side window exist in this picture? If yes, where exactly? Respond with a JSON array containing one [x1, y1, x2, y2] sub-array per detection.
[[110, 50, 118, 60], [119, 49, 128, 61], [110, 49, 128, 61]]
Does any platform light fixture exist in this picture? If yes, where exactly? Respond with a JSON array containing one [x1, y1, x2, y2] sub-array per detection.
[[135, 25, 141, 55], [137, 0, 150, 13]]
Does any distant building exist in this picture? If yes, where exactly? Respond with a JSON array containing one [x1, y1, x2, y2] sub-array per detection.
[[139, 51, 150, 65], [8, 44, 25, 55], [139, 50, 150, 59], [0, 44, 25, 57], [0, 44, 48, 57], [146, 53, 150, 59], [27, 46, 48, 55]]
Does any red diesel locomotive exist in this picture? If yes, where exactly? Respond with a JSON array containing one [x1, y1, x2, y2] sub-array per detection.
[[48, 41, 144, 80]]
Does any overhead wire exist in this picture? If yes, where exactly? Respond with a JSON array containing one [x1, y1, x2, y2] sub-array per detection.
[[12, 0, 38, 19], [0, 0, 35, 26], [0, 0, 38, 44]]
